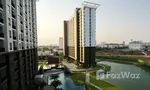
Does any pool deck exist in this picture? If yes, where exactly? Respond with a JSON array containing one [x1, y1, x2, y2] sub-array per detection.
[[62, 60, 85, 72]]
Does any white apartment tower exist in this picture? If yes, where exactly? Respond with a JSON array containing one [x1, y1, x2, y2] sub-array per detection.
[[0, 0, 37, 52], [59, 37, 63, 49]]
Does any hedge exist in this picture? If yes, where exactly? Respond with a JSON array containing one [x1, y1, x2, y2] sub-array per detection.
[[96, 56, 138, 62]]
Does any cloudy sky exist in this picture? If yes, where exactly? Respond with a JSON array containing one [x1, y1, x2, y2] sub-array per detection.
[[36, 0, 150, 45]]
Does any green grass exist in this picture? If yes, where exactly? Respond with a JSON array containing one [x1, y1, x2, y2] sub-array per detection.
[[85, 82, 99, 90], [71, 72, 85, 84], [38, 62, 47, 67], [71, 72, 121, 90], [97, 56, 138, 62], [71, 72, 98, 90], [90, 72, 121, 90], [94, 64, 111, 73]]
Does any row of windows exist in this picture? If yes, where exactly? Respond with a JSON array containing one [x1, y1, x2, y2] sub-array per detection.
[[9, 42, 36, 50]]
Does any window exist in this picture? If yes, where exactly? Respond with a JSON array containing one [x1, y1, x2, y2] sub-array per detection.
[[8, 18, 11, 26], [9, 30, 11, 38], [10, 43, 12, 50]]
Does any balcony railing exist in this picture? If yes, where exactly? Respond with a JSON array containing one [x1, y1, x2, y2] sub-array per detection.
[[0, 47, 5, 52], [0, 3, 3, 9], [0, 33, 4, 38]]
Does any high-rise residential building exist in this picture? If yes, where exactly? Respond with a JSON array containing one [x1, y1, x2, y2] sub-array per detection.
[[0, 0, 38, 90], [63, 1, 100, 68], [59, 37, 63, 49]]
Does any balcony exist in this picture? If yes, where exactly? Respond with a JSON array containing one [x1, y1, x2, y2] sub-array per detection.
[[14, 47, 17, 50], [25, 10, 27, 14], [12, 25, 16, 29], [11, 1, 15, 8], [0, 3, 3, 9], [21, 38, 24, 41], [20, 3, 22, 7], [0, 47, 5, 52], [13, 36, 16, 40], [20, 21, 23, 24], [20, 12, 23, 16], [21, 27, 23, 32], [0, 18, 3, 23], [12, 12, 16, 19], [0, 29, 4, 37]]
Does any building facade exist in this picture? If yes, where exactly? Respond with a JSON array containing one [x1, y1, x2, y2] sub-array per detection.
[[63, 2, 100, 68], [129, 41, 143, 51], [0, 0, 38, 90], [129, 41, 150, 51], [59, 37, 63, 49]]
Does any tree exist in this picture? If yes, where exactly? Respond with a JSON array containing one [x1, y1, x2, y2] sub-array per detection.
[[43, 46, 49, 52], [59, 52, 64, 64], [40, 53, 43, 60], [50, 74, 63, 90]]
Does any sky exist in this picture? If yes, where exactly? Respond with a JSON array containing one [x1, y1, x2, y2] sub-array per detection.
[[36, 0, 150, 45]]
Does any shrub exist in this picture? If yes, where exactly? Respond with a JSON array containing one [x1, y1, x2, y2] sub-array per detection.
[[138, 59, 145, 65]]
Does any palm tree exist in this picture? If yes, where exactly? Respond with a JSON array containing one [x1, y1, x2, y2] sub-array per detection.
[[59, 52, 64, 64], [50, 74, 63, 90], [50, 80, 62, 90]]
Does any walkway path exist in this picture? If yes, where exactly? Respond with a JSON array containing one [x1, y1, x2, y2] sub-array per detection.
[[85, 71, 103, 90], [62, 60, 85, 72]]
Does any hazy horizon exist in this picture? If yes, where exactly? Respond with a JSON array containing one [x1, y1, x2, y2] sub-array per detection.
[[36, 0, 150, 46]]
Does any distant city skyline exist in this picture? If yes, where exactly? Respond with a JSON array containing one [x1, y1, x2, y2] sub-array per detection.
[[37, 0, 150, 45]]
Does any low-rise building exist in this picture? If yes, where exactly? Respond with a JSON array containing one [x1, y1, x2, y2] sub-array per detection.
[[129, 41, 150, 51], [101, 43, 126, 49], [129, 41, 143, 51]]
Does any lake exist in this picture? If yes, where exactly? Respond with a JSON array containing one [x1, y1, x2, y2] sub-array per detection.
[[97, 61, 150, 90]]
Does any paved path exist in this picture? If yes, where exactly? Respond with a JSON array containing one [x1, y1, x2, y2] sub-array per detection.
[[62, 61, 85, 72], [85, 71, 103, 90]]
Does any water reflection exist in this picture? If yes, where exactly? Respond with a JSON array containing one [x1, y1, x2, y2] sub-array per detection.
[[50, 74, 63, 90]]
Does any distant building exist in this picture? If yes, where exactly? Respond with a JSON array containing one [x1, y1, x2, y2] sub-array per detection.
[[129, 41, 150, 51], [48, 57, 59, 65], [59, 37, 63, 49], [129, 41, 143, 51], [100, 43, 126, 49], [122, 41, 125, 45], [105, 44, 125, 49]]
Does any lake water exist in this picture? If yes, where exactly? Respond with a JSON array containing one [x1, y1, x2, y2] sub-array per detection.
[[47, 73, 84, 90], [97, 61, 150, 90]]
